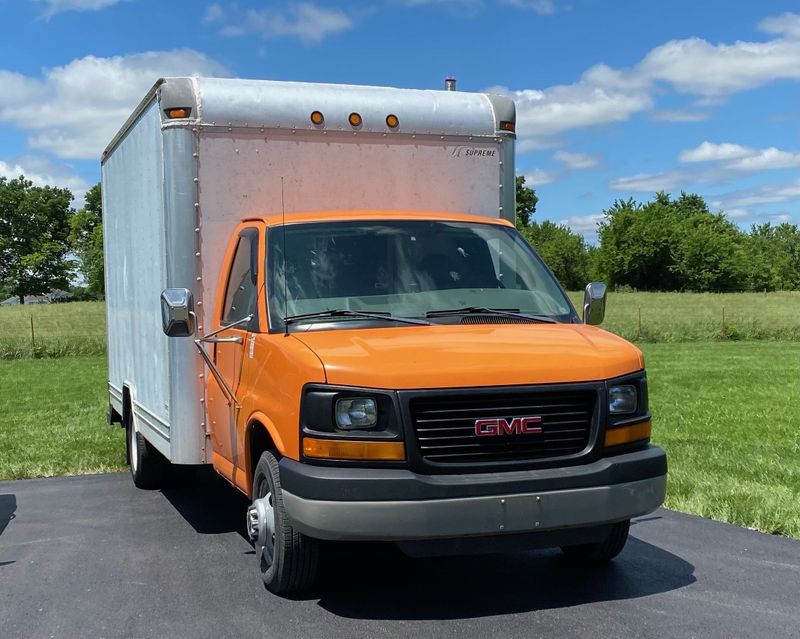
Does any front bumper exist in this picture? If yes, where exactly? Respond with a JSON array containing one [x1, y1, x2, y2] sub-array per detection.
[[279, 445, 667, 541]]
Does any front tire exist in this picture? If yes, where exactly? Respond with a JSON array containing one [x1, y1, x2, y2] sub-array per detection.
[[560, 519, 630, 561], [248, 451, 319, 595], [125, 414, 167, 490]]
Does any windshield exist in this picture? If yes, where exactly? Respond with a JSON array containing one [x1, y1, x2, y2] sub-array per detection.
[[267, 220, 575, 329]]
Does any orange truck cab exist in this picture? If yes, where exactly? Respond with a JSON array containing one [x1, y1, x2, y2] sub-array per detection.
[[102, 78, 666, 595]]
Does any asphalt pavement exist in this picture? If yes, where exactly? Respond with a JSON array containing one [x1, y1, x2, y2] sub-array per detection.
[[1, 472, 798, 639]]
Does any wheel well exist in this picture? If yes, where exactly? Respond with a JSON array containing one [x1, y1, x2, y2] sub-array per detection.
[[247, 421, 276, 491], [122, 386, 132, 428]]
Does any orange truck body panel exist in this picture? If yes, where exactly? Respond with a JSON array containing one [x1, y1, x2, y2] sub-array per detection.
[[207, 212, 647, 497]]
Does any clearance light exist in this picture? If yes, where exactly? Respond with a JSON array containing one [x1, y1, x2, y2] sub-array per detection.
[[605, 421, 652, 447], [303, 437, 405, 461], [310, 110, 325, 125], [386, 114, 399, 129], [348, 112, 363, 127], [499, 120, 515, 132], [164, 107, 191, 119]]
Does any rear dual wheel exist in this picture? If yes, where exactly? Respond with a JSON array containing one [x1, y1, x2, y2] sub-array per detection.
[[125, 413, 168, 490]]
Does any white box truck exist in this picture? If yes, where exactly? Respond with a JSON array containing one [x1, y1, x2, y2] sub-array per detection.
[[102, 77, 666, 595]]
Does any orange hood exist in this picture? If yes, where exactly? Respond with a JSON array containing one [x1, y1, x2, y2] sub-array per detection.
[[292, 323, 644, 389]]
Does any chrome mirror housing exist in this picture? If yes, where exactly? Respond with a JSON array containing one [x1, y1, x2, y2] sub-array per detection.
[[583, 282, 607, 325], [160, 288, 196, 337]]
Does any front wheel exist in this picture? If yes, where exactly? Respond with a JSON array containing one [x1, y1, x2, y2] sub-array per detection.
[[560, 519, 630, 561], [247, 451, 319, 595]]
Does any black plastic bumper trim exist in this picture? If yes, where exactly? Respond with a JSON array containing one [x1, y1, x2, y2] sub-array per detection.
[[279, 444, 667, 502]]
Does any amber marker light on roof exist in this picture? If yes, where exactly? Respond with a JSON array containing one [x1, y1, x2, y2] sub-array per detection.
[[348, 112, 363, 127], [164, 107, 191, 119], [499, 120, 515, 132], [386, 114, 399, 129], [310, 110, 324, 125]]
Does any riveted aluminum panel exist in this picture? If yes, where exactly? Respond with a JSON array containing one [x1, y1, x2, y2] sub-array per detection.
[[195, 128, 504, 330], [102, 99, 172, 458], [162, 127, 207, 463]]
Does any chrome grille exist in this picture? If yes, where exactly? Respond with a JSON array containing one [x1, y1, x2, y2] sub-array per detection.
[[410, 389, 596, 464]]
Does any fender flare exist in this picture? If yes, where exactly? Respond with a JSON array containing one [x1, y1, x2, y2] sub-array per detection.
[[246, 411, 287, 457]]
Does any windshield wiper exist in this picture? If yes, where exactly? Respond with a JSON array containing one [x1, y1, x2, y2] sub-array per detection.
[[284, 309, 430, 326], [425, 306, 558, 324]]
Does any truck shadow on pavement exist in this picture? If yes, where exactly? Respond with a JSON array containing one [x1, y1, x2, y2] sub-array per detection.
[[0, 494, 17, 568], [162, 474, 696, 620], [0, 494, 16, 537]]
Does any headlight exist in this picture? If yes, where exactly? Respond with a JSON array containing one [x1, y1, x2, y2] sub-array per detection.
[[608, 385, 637, 414], [335, 397, 378, 429]]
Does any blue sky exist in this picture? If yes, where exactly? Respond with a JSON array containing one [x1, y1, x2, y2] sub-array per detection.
[[1, 0, 799, 239]]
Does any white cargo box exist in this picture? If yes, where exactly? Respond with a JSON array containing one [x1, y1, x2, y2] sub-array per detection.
[[101, 77, 517, 464]]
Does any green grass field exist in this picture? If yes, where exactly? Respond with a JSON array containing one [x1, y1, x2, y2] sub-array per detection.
[[0, 341, 797, 539], [0, 301, 106, 359], [642, 342, 800, 538], [0, 356, 125, 480], [566, 290, 800, 342], [1, 292, 798, 359]]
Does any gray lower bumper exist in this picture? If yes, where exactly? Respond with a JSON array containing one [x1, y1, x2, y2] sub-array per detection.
[[283, 474, 666, 541]]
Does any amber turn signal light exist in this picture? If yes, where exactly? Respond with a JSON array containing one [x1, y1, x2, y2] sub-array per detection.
[[310, 110, 324, 125], [164, 107, 191, 119], [499, 120, 515, 132], [348, 112, 363, 127], [604, 421, 652, 447], [386, 114, 399, 129], [303, 437, 405, 461]]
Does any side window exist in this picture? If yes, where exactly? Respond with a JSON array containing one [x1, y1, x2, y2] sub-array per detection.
[[222, 231, 258, 326]]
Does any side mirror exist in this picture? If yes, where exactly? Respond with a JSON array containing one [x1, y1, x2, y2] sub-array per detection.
[[160, 288, 196, 337], [583, 282, 607, 325]]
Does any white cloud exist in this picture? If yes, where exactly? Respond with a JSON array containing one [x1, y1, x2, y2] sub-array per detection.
[[716, 178, 800, 208], [0, 49, 229, 160], [608, 169, 702, 193], [679, 141, 753, 162], [522, 169, 556, 185], [498, 12, 800, 149], [32, 0, 126, 18], [679, 141, 800, 170], [500, 0, 555, 15], [638, 36, 800, 96], [0, 155, 91, 205], [203, 2, 224, 23], [758, 12, 800, 40], [558, 213, 604, 238], [210, 2, 355, 44], [650, 109, 709, 122], [724, 147, 800, 171], [553, 150, 599, 170], [722, 208, 750, 220], [490, 71, 652, 141]]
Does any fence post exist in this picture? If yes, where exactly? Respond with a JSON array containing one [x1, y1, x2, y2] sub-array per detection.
[[721, 305, 726, 338], [637, 306, 642, 340], [30, 315, 36, 351]]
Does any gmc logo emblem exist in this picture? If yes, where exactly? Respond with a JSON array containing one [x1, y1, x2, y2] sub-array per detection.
[[474, 417, 543, 437]]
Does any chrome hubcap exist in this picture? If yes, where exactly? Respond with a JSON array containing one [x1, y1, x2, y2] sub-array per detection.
[[247, 492, 275, 567]]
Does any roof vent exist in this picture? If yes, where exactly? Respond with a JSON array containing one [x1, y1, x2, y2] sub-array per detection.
[[444, 77, 456, 91]]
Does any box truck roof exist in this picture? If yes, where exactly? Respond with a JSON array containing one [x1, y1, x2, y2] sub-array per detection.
[[103, 77, 515, 159], [254, 209, 517, 228]]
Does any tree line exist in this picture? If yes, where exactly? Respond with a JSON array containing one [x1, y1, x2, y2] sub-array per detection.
[[1, 174, 798, 302], [0, 176, 103, 303], [515, 177, 800, 292]]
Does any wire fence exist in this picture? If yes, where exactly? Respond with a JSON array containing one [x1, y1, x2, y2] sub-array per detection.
[[1, 293, 799, 359]]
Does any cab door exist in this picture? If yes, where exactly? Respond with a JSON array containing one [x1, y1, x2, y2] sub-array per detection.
[[206, 227, 261, 481]]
